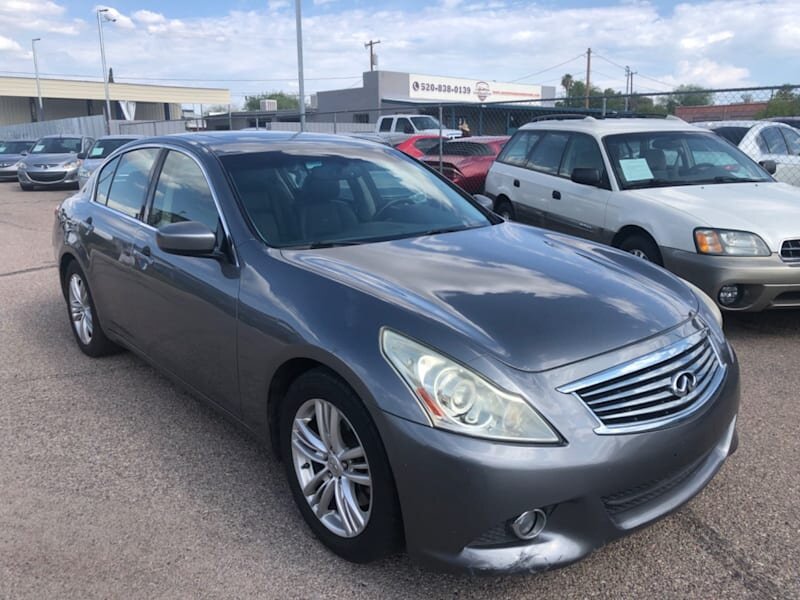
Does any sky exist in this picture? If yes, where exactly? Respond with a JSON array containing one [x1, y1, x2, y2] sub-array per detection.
[[0, 0, 797, 107]]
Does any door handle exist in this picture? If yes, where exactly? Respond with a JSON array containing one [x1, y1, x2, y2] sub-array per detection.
[[133, 245, 154, 269], [84, 216, 94, 234], [513, 179, 520, 187], [552, 190, 561, 200]]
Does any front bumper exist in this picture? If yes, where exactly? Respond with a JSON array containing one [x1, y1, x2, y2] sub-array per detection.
[[662, 248, 800, 311], [18, 167, 80, 187], [0, 165, 19, 180], [376, 340, 740, 574]]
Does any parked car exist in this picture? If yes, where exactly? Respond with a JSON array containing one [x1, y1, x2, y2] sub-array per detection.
[[18, 134, 94, 190], [78, 135, 143, 187], [697, 120, 800, 185], [485, 117, 800, 311], [421, 136, 508, 193], [375, 114, 461, 145], [766, 116, 800, 130], [393, 134, 443, 158], [54, 131, 739, 573], [0, 139, 35, 180], [339, 132, 392, 146]]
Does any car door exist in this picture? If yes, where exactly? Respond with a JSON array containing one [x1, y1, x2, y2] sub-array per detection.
[[522, 131, 570, 229], [487, 130, 546, 225], [545, 133, 611, 242], [83, 147, 161, 340], [130, 148, 240, 414]]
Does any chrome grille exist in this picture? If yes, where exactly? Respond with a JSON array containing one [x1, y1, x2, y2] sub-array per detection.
[[28, 171, 66, 183], [781, 239, 800, 261], [558, 329, 725, 434]]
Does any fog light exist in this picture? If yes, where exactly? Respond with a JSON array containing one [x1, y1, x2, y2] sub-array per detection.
[[510, 508, 547, 540], [718, 285, 741, 306]]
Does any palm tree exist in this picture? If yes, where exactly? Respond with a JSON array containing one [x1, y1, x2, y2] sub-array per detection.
[[561, 73, 574, 97]]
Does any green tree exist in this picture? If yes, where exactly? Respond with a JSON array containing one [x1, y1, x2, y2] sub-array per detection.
[[758, 85, 800, 117], [243, 91, 300, 111], [655, 84, 713, 114], [561, 73, 574, 97]]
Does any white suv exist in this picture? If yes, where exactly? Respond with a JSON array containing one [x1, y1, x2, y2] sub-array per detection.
[[484, 117, 800, 311]]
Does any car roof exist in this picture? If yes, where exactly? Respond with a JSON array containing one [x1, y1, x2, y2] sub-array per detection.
[[519, 117, 702, 135], [444, 136, 509, 143], [697, 120, 795, 131], [37, 134, 87, 139], [127, 130, 394, 155], [94, 134, 145, 140]]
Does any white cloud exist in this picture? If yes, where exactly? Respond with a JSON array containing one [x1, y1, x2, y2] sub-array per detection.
[[132, 9, 165, 25], [0, 34, 23, 54]]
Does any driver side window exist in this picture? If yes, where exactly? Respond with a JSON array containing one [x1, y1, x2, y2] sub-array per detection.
[[395, 118, 413, 134]]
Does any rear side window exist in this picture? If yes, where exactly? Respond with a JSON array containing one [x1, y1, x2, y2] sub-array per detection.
[[496, 131, 540, 166], [104, 148, 160, 218], [761, 127, 789, 154], [528, 132, 570, 174], [149, 151, 219, 233], [781, 127, 800, 155], [712, 127, 747, 146], [94, 156, 120, 205], [379, 118, 392, 132]]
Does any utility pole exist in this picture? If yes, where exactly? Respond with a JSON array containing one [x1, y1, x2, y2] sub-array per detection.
[[624, 65, 630, 112], [31, 38, 43, 121], [364, 39, 381, 72], [294, 0, 306, 131], [96, 8, 114, 134], [584, 47, 591, 109]]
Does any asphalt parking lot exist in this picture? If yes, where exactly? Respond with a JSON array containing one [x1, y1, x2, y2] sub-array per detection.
[[0, 182, 798, 599]]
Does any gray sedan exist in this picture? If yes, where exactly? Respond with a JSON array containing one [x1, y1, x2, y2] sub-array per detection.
[[52, 132, 739, 573], [78, 134, 143, 187], [0, 140, 35, 180], [18, 134, 94, 190]]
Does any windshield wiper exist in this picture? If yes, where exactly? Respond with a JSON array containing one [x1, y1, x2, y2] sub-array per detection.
[[624, 179, 677, 189], [285, 240, 364, 249], [419, 224, 482, 237], [708, 176, 764, 184]]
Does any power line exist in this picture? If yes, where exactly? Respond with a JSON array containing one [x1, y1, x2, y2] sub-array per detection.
[[510, 53, 586, 83], [633, 72, 675, 90], [0, 70, 363, 83], [592, 52, 627, 71], [592, 52, 674, 91]]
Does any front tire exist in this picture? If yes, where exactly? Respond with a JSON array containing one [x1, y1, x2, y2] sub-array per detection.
[[280, 369, 403, 563], [63, 262, 119, 357], [619, 233, 663, 266], [494, 197, 515, 220]]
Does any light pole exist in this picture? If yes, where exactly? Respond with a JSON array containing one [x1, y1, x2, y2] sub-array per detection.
[[96, 8, 115, 133], [294, 0, 305, 131], [31, 38, 44, 121]]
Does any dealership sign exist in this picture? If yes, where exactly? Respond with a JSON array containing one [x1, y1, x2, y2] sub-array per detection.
[[408, 74, 547, 104]]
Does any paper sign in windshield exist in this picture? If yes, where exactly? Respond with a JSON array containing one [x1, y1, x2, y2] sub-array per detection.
[[619, 158, 653, 181], [89, 147, 104, 158], [32, 144, 45, 153]]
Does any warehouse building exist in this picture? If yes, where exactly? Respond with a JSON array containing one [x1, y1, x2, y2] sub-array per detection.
[[0, 76, 230, 126]]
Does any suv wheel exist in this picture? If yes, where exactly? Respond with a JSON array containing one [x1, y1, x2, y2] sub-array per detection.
[[619, 234, 663, 266], [494, 198, 515, 220]]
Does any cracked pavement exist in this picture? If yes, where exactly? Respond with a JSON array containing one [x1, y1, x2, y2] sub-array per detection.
[[0, 182, 798, 599]]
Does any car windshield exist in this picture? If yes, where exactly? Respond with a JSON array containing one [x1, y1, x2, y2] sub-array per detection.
[[410, 116, 441, 130], [87, 138, 136, 159], [30, 137, 82, 154], [710, 126, 748, 146], [0, 141, 32, 154], [604, 131, 772, 190], [220, 144, 491, 248]]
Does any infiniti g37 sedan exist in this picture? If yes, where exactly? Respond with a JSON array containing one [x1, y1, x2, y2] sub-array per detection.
[[53, 132, 740, 573]]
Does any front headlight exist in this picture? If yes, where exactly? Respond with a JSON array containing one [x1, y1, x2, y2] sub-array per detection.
[[694, 228, 770, 257], [381, 330, 560, 442], [681, 279, 723, 328], [17, 161, 27, 170], [63, 160, 80, 170]]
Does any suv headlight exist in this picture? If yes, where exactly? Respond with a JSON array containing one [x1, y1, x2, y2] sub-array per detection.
[[694, 229, 770, 257], [381, 329, 560, 442]]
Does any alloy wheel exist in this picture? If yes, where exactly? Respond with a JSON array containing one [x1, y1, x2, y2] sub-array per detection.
[[68, 273, 93, 345], [290, 398, 372, 538], [629, 248, 650, 261]]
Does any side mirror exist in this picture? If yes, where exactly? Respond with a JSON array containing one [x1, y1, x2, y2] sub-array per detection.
[[156, 221, 217, 256], [759, 159, 777, 175], [571, 167, 602, 187], [473, 194, 494, 212], [77, 152, 86, 160], [21, 151, 28, 156]]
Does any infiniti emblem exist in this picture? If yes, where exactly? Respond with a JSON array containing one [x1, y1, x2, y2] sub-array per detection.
[[670, 371, 697, 397]]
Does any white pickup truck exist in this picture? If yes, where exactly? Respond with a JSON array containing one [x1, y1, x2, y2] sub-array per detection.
[[375, 114, 462, 144]]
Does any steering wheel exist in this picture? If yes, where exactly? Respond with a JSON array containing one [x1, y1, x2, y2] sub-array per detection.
[[687, 162, 717, 174], [373, 195, 423, 220]]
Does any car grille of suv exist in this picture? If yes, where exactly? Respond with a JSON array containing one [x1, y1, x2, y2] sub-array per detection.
[[780, 239, 800, 261], [558, 329, 725, 434], [28, 171, 66, 183]]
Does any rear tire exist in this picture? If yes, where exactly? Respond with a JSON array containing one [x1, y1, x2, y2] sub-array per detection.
[[280, 368, 403, 563], [619, 233, 663, 266], [63, 262, 119, 357], [494, 198, 515, 220]]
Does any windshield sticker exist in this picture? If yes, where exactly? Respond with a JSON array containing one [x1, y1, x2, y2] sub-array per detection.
[[32, 144, 45, 153], [89, 147, 104, 158], [619, 158, 654, 181]]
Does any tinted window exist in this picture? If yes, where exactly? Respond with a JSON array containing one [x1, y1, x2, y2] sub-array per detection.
[[95, 156, 120, 206], [88, 138, 137, 159], [149, 151, 219, 232], [712, 127, 748, 146], [394, 118, 413, 134], [379, 118, 392, 132], [221, 146, 490, 248], [0, 141, 33, 154], [414, 138, 441, 153], [31, 137, 82, 154], [425, 141, 492, 156], [761, 127, 789, 154], [528, 132, 570, 174], [497, 131, 540, 166], [559, 134, 606, 181], [781, 127, 800, 155], [105, 148, 159, 218]]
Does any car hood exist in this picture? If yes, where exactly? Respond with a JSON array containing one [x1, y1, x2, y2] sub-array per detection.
[[281, 224, 697, 372], [0, 153, 24, 163], [624, 182, 800, 250], [22, 153, 76, 166]]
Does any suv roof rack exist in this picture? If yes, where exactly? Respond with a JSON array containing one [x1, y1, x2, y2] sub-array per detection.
[[529, 114, 596, 122]]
